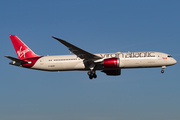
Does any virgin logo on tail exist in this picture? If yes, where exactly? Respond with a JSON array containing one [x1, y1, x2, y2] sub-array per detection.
[[17, 46, 30, 58], [9, 35, 39, 59]]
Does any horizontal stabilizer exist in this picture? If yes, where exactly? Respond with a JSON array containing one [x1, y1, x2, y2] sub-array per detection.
[[5, 56, 28, 64]]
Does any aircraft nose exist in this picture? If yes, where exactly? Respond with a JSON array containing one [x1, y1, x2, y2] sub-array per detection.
[[173, 58, 177, 64], [167, 57, 177, 66]]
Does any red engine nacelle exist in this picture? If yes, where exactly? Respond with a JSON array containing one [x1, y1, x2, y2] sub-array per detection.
[[103, 58, 120, 68]]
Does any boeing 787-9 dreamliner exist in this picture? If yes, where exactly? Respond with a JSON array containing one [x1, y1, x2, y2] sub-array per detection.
[[5, 35, 177, 79]]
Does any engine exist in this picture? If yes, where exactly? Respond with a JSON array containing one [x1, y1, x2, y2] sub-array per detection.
[[103, 58, 120, 68], [102, 58, 121, 76]]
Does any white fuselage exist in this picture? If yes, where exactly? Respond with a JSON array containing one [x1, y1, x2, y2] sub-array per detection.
[[31, 51, 177, 71]]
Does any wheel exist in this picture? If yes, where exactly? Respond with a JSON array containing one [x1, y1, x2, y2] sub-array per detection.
[[87, 71, 91, 75], [89, 75, 93, 79], [161, 70, 164, 73], [93, 74, 97, 78], [88, 71, 97, 79]]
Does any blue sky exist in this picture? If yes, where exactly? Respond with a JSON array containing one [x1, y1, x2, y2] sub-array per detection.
[[1, 0, 180, 120]]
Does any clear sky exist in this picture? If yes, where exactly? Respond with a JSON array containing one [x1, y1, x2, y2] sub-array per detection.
[[1, 0, 180, 120]]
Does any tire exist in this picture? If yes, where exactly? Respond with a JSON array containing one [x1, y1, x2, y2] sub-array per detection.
[[89, 75, 93, 79], [93, 74, 97, 78]]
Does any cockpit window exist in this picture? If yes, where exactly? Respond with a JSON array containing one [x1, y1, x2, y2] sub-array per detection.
[[167, 55, 172, 57]]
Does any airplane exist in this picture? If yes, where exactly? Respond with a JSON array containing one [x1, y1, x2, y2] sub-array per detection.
[[5, 35, 177, 79]]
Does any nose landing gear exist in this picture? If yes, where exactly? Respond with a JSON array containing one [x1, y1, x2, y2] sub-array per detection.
[[161, 66, 166, 73]]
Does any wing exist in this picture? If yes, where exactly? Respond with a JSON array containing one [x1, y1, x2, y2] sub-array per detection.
[[52, 36, 102, 60]]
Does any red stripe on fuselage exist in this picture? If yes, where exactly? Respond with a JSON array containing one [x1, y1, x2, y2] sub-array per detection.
[[22, 57, 41, 68]]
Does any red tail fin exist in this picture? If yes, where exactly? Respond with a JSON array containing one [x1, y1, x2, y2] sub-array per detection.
[[9, 35, 39, 60]]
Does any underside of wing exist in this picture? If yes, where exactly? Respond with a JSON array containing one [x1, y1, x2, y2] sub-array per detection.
[[52, 36, 102, 60]]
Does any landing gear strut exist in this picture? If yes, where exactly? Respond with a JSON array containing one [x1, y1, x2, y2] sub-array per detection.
[[88, 71, 97, 79], [161, 66, 166, 74]]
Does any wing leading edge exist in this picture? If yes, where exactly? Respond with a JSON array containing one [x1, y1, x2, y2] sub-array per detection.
[[52, 36, 102, 60]]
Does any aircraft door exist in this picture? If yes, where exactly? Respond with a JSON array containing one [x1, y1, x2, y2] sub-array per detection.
[[40, 58, 44, 65]]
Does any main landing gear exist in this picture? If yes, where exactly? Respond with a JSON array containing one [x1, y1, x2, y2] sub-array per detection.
[[88, 63, 97, 79], [88, 71, 97, 79], [161, 66, 166, 73]]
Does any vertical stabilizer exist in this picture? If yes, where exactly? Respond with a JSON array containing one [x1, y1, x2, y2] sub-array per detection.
[[9, 35, 39, 59]]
